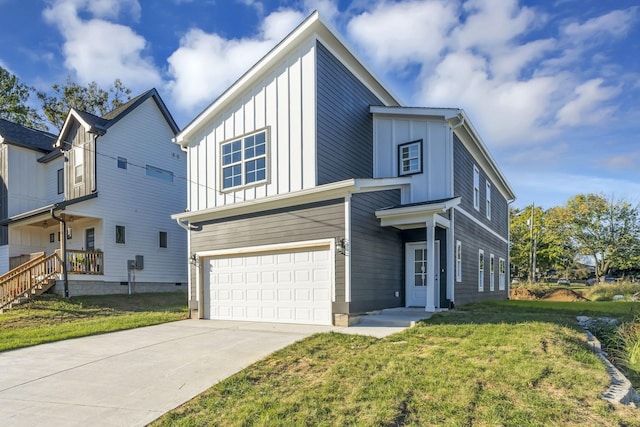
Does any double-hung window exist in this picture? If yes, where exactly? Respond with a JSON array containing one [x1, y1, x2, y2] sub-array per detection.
[[455, 240, 462, 282], [74, 147, 84, 185], [486, 182, 492, 220], [398, 140, 422, 176], [478, 249, 485, 292], [221, 130, 267, 190], [473, 165, 480, 210]]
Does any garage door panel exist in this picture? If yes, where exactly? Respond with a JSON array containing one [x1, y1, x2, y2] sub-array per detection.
[[204, 246, 332, 325]]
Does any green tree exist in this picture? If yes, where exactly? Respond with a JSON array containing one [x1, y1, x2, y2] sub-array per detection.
[[37, 77, 132, 130], [563, 193, 640, 279], [0, 66, 47, 130]]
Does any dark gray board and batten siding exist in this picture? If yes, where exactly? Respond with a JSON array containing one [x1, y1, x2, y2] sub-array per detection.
[[349, 190, 404, 313], [189, 199, 347, 311], [316, 41, 384, 185]]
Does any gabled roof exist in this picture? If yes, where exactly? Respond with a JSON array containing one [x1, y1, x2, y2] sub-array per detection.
[[0, 119, 56, 153], [175, 11, 400, 145], [55, 88, 179, 148]]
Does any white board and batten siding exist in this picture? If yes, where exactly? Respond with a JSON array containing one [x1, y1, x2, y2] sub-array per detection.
[[203, 244, 333, 325], [373, 117, 452, 203], [6, 146, 49, 217], [64, 97, 187, 284], [187, 39, 317, 212]]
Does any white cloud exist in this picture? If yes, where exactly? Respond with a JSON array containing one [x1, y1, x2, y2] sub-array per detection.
[[166, 9, 304, 111], [555, 78, 621, 127], [562, 7, 638, 43], [43, 0, 160, 89], [347, 0, 459, 69], [303, 0, 339, 22]]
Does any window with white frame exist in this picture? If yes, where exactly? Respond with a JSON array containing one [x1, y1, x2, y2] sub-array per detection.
[[490, 253, 495, 291], [456, 240, 462, 282], [473, 165, 480, 210], [478, 249, 484, 291], [499, 258, 506, 290], [74, 147, 83, 184], [221, 130, 267, 189], [486, 181, 492, 220], [398, 140, 422, 176]]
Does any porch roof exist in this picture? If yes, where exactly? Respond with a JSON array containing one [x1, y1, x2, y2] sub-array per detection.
[[375, 196, 460, 229], [0, 193, 98, 226]]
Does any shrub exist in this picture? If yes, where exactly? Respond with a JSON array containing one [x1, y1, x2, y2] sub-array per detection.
[[584, 281, 640, 301]]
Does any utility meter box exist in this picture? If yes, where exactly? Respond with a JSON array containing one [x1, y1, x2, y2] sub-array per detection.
[[135, 255, 144, 270]]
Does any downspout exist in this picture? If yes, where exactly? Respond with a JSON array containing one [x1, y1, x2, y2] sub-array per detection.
[[50, 208, 68, 297]]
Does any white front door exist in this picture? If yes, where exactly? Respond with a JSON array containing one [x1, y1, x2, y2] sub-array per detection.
[[405, 241, 440, 307]]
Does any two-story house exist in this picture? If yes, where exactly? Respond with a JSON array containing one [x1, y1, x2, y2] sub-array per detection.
[[172, 12, 515, 326], [0, 89, 187, 307]]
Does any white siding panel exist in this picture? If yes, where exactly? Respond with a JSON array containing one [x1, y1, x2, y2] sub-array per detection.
[[373, 116, 453, 203], [289, 54, 303, 192], [277, 61, 290, 194], [190, 41, 317, 211], [7, 147, 48, 216]]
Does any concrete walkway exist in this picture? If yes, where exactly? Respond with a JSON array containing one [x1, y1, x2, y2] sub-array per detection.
[[0, 312, 431, 427]]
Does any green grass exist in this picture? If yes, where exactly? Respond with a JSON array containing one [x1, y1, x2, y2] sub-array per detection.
[[0, 292, 188, 352], [152, 300, 640, 427]]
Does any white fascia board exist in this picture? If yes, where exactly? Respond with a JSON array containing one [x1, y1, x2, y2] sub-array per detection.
[[375, 197, 461, 221], [172, 179, 357, 223], [172, 177, 415, 223], [55, 110, 96, 148], [370, 106, 461, 120]]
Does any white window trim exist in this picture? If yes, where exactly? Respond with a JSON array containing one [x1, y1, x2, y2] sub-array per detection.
[[74, 147, 83, 185], [473, 165, 480, 211], [455, 240, 462, 283], [478, 249, 484, 292], [499, 257, 506, 291], [398, 140, 422, 176], [220, 128, 269, 191], [486, 181, 492, 220], [489, 253, 495, 292]]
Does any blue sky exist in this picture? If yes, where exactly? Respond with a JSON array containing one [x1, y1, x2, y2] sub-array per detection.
[[1, 0, 638, 209]]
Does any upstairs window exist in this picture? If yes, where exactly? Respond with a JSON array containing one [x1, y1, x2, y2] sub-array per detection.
[[398, 140, 422, 176], [74, 147, 84, 184], [117, 157, 128, 169], [486, 181, 492, 220], [57, 168, 64, 194], [146, 165, 174, 182], [473, 165, 480, 210], [159, 231, 168, 248], [221, 130, 268, 190]]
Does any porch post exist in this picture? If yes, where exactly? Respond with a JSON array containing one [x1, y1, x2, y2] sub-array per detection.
[[425, 217, 437, 312]]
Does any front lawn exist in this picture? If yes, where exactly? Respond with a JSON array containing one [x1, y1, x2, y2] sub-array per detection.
[[0, 292, 188, 352], [153, 300, 639, 426]]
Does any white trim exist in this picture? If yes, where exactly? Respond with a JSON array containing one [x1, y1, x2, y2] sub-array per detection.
[[195, 238, 334, 258], [455, 206, 509, 244], [489, 253, 495, 292], [473, 165, 480, 211], [455, 240, 462, 283], [370, 106, 461, 119], [499, 257, 506, 291], [478, 249, 485, 292], [344, 193, 352, 302], [173, 177, 412, 224]]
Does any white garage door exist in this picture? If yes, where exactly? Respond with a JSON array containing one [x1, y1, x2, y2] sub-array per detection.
[[204, 246, 332, 325]]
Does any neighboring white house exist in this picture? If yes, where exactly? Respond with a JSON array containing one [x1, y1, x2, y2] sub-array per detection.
[[172, 12, 515, 326], [0, 89, 187, 298]]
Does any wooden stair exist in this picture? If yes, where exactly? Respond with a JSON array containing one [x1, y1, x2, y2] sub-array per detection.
[[0, 252, 62, 313]]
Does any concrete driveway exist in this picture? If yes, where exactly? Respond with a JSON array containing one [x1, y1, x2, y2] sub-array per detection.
[[0, 315, 423, 427]]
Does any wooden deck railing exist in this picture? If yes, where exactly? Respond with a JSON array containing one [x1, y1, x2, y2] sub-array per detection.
[[0, 252, 62, 312], [66, 250, 103, 275]]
